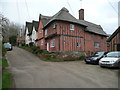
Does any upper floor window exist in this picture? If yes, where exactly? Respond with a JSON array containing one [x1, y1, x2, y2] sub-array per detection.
[[76, 42, 81, 47], [50, 39, 55, 48], [70, 24, 74, 30], [40, 28, 42, 33], [53, 24, 57, 29], [45, 29, 48, 35], [94, 42, 100, 48]]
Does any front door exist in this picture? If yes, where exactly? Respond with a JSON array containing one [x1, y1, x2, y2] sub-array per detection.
[[47, 43, 49, 51]]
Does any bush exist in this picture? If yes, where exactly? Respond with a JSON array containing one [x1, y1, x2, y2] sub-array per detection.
[[29, 42, 34, 47], [9, 35, 17, 46], [2, 45, 7, 57], [79, 55, 85, 60]]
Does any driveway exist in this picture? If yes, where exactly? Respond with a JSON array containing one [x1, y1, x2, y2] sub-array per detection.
[[6, 47, 119, 88]]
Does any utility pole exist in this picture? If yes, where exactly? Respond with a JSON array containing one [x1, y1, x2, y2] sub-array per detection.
[[118, 1, 120, 26]]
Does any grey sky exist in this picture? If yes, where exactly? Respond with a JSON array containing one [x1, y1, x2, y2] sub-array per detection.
[[0, 0, 119, 34]]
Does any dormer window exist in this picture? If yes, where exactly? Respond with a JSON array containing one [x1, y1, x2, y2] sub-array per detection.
[[70, 24, 74, 30], [53, 24, 57, 29]]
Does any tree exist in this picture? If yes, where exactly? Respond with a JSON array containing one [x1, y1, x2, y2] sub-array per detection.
[[9, 36, 17, 46]]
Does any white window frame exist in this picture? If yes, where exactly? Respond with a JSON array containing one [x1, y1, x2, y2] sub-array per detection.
[[94, 42, 100, 48], [41, 39, 44, 46], [53, 24, 57, 29], [70, 24, 74, 30], [50, 39, 55, 48], [45, 29, 48, 35]]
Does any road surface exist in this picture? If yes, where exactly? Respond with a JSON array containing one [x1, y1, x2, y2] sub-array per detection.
[[6, 47, 119, 88]]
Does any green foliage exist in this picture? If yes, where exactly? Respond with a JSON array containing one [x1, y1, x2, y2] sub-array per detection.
[[2, 45, 7, 57], [9, 35, 17, 46], [2, 58, 9, 68], [2, 71, 12, 88], [0, 58, 2, 66], [79, 55, 85, 60]]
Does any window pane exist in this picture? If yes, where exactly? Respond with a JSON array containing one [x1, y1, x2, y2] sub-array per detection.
[[70, 24, 74, 30]]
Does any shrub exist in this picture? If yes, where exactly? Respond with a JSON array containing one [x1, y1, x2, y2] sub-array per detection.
[[29, 42, 34, 47], [79, 55, 85, 60], [9, 35, 17, 46], [2, 45, 7, 57]]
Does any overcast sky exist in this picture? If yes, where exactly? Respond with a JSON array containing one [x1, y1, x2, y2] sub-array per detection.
[[0, 0, 119, 34]]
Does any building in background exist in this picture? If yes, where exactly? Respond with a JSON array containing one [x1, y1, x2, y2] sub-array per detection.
[[107, 26, 120, 51]]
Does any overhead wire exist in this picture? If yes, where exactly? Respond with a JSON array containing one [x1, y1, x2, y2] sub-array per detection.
[[24, 0, 31, 21], [107, 0, 118, 15], [66, 0, 75, 16], [16, 0, 21, 23]]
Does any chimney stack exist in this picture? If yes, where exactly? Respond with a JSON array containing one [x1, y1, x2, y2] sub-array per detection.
[[79, 9, 84, 20]]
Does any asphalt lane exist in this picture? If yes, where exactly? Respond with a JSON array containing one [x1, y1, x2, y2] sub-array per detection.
[[6, 47, 119, 88]]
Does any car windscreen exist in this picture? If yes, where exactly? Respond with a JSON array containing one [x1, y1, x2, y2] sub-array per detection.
[[94, 52, 104, 56], [106, 52, 120, 58]]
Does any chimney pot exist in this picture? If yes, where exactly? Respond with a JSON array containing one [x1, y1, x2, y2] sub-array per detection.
[[79, 9, 84, 20]]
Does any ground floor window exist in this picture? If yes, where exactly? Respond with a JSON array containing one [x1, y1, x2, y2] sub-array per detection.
[[50, 39, 55, 48], [94, 42, 100, 48]]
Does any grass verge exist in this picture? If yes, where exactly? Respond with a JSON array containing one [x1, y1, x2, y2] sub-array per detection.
[[2, 71, 12, 88], [2, 58, 9, 68], [2, 58, 13, 88]]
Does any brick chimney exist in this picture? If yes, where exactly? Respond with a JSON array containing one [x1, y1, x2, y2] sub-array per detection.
[[79, 9, 84, 20]]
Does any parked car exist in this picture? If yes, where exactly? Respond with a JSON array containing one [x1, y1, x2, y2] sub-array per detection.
[[99, 51, 120, 68], [3, 42, 13, 51], [84, 52, 108, 64]]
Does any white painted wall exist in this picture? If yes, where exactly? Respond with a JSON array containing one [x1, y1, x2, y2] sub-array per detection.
[[25, 27, 30, 45], [31, 27, 38, 45]]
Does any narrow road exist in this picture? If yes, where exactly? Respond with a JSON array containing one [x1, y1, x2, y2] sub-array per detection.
[[6, 47, 118, 88]]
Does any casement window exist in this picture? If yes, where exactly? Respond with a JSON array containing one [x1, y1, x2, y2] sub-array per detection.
[[76, 42, 81, 47], [53, 24, 57, 29], [70, 24, 74, 30], [45, 29, 48, 35], [94, 42, 100, 48], [40, 28, 42, 33], [41, 39, 44, 45], [50, 39, 55, 48]]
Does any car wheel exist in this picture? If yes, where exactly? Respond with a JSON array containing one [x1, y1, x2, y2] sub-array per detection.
[[118, 62, 120, 69], [85, 61, 89, 64]]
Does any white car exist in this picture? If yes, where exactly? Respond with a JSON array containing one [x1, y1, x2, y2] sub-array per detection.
[[99, 51, 120, 68], [3, 42, 13, 51]]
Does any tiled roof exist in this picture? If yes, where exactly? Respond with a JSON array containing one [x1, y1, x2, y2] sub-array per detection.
[[26, 22, 33, 35], [107, 26, 120, 42], [44, 7, 87, 28], [44, 7, 107, 36], [78, 20, 108, 36], [41, 15, 52, 26], [32, 20, 39, 32]]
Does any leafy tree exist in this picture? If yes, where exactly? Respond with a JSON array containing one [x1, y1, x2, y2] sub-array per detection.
[[9, 36, 17, 46]]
